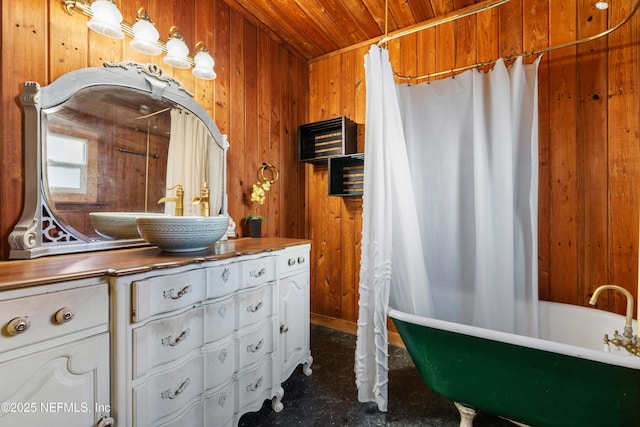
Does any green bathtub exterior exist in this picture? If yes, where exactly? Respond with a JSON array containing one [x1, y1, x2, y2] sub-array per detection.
[[392, 317, 640, 427]]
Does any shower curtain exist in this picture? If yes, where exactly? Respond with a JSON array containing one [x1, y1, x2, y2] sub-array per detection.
[[165, 109, 224, 216], [355, 45, 540, 411]]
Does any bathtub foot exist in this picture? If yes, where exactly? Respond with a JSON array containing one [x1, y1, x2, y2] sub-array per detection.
[[454, 402, 477, 427]]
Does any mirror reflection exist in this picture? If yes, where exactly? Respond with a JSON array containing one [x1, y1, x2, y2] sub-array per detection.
[[43, 85, 173, 239]]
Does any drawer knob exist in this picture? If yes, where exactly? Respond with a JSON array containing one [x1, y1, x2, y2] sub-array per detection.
[[280, 322, 289, 334], [96, 416, 115, 427], [55, 307, 75, 324], [6, 317, 30, 335], [297, 256, 305, 264], [288, 258, 296, 266]]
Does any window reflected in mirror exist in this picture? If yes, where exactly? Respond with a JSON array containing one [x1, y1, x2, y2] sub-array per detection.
[[45, 127, 98, 203]]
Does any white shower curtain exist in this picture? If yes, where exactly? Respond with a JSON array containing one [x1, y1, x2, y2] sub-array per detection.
[[355, 45, 540, 411], [165, 109, 224, 216]]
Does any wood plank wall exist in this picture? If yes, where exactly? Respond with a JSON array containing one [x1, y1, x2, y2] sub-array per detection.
[[307, 0, 640, 321], [0, 0, 308, 259]]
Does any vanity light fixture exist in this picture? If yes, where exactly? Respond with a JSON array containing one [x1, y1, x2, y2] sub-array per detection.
[[163, 26, 191, 69], [64, 0, 216, 79], [130, 7, 161, 55], [86, 0, 124, 39], [192, 42, 217, 80]]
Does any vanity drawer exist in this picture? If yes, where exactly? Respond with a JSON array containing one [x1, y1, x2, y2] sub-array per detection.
[[237, 356, 274, 411], [240, 256, 276, 289], [0, 282, 108, 353], [133, 353, 204, 426], [207, 262, 239, 299], [279, 245, 310, 276], [132, 268, 206, 322], [204, 379, 234, 427], [204, 295, 235, 343], [204, 336, 236, 390], [237, 283, 274, 329], [132, 307, 205, 378], [237, 319, 274, 370]]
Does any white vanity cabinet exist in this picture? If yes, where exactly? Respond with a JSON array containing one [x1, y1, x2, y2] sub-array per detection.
[[0, 237, 311, 427], [109, 241, 312, 426], [0, 278, 112, 427]]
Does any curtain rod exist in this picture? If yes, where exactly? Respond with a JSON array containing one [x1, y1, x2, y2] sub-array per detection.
[[378, 0, 510, 47], [391, 0, 640, 82]]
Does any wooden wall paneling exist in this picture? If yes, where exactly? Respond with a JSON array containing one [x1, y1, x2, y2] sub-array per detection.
[[455, 15, 477, 68], [49, 0, 87, 80], [229, 11, 248, 231], [498, 0, 523, 58], [267, 39, 282, 238], [548, 0, 579, 304], [213, 1, 232, 221], [337, 49, 360, 323], [399, 33, 419, 78], [435, 21, 456, 74], [193, 0, 215, 129], [167, 0, 196, 94], [1, 0, 48, 259], [277, 49, 292, 238], [308, 58, 330, 317], [308, 54, 344, 318], [523, 0, 551, 299], [353, 46, 368, 127], [324, 53, 346, 319], [242, 22, 259, 230], [576, 0, 609, 307], [250, 32, 264, 234], [153, 0, 177, 47], [607, 0, 640, 316], [476, 3, 499, 68], [416, 28, 437, 77], [292, 52, 308, 239]]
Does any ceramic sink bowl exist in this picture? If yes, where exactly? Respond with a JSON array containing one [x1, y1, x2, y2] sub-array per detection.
[[135, 215, 229, 252], [90, 212, 161, 239]]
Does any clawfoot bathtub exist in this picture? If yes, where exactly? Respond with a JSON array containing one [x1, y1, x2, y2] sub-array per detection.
[[389, 301, 640, 427]]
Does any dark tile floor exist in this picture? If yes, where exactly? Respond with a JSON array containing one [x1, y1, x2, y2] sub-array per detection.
[[239, 324, 516, 427]]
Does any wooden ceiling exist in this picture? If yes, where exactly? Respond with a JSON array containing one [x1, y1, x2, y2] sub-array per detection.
[[223, 0, 483, 60]]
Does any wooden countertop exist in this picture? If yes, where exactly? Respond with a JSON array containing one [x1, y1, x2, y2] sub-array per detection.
[[0, 237, 311, 291]]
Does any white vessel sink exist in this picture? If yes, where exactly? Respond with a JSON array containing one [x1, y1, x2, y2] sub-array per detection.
[[135, 215, 229, 252], [90, 212, 160, 239]]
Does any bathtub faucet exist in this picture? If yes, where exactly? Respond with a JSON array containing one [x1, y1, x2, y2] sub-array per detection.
[[589, 284, 639, 357]]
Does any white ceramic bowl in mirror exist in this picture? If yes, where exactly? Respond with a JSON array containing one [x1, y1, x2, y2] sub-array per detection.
[[89, 212, 161, 240], [135, 215, 230, 252]]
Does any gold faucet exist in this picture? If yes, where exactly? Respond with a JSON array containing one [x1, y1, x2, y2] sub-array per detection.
[[158, 184, 184, 216], [192, 182, 210, 216], [589, 284, 638, 356]]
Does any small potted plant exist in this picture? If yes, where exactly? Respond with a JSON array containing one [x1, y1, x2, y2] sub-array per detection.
[[244, 163, 279, 238]]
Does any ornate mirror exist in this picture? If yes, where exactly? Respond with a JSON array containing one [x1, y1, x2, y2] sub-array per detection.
[[9, 61, 229, 259]]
